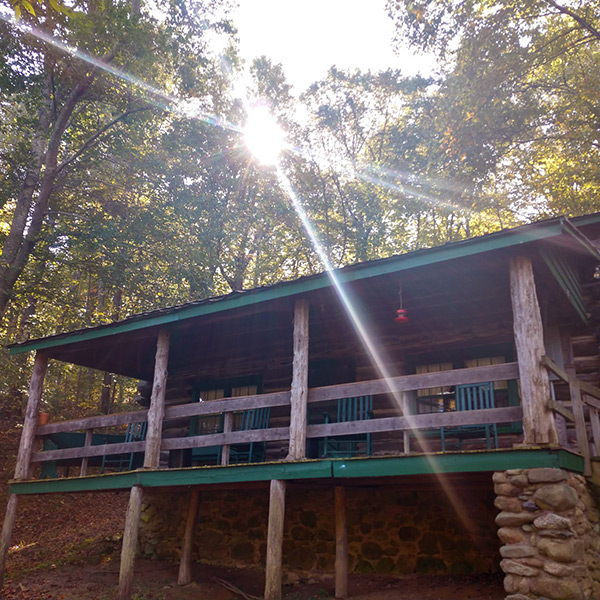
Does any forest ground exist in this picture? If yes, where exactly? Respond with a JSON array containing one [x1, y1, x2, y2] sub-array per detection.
[[0, 413, 505, 600]]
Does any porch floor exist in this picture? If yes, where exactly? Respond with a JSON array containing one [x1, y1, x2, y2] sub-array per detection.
[[11, 447, 584, 495]]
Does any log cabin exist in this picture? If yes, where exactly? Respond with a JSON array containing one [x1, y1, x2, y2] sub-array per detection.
[[3, 212, 600, 600]]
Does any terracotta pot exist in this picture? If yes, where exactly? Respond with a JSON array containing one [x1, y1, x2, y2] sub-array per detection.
[[37, 411, 50, 426]]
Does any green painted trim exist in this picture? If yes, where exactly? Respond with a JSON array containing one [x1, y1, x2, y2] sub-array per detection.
[[331, 448, 584, 478], [561, 219, 600, 260], [556, 450, 586, 472], [9, 219, 572, 355], [9, 460, 333, 494], [9, 471, 141, 494], [8, 449, 583, 495], [540, 246, 588, 325], [570, 213, 600, 227], [139, 460, 332, 486]]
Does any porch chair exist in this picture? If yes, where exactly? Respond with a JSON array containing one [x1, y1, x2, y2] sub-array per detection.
[[100, 421, 147, 473], [440, 382, 498, 451], [322, 396, 373, 458], [229, 407, 271, 464], [189, 413, 224, 465]]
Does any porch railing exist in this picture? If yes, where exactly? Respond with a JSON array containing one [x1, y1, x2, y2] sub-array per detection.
[[30, 362, 523, 475], [543, 355, 600, 476]]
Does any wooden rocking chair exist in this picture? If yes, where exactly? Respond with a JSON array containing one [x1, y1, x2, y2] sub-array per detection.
[[229, 407, 271, 464], [101, 421, 147, 473], [440, 383, 498, 451], [322, 396, 373, 458], [189, 413, 224, 465]]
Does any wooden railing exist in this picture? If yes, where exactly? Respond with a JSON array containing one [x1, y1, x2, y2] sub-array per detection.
[[543, 355, 600, 476], [30, 362, 522, 473]]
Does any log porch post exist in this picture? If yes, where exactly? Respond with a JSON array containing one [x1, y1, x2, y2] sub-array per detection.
[[0, 495, 18, 588], [0, 351, 48, 587], [264, 479, 286, 600], [288, 299, 309, 460], [334, 486, 348, 598], [177, 488, 200, 585], [509, 256, 558, 445], [143, 329, 170, 469], [118, 484, 144, 600]]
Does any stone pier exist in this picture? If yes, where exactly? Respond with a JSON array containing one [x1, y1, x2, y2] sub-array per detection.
[[494, 468, 600, 600]]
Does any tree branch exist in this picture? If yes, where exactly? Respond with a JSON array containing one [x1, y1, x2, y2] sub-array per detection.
[[546, 0, 600, 43], [56, 106, 148, 174]]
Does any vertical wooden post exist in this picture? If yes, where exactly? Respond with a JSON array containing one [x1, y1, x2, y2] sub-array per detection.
[[80, 428, 93, 477], [220, 412, 233, 466], [509, 257, 558, 445], [143, 330, 170, 469], [288, 299, 309, 460], [334, 486, 348, 599], [1, 352, 48, 587], [588, 400, 600, 458], [118, 485, 143, 600], [569, 381, 591, 476], [401, 392, 411, 453], [0, 495, 18, 587], [178, 489, 200, 585], [264, 479, 286, 600], [556, 327, 576, 448]]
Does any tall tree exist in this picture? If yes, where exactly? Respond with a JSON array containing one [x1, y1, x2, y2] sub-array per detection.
[[0, 0, 233, 320], [387, 0, 600, 216]]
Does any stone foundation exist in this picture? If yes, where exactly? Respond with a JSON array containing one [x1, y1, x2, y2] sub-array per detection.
[[494, 468, 600, 600], [139, 481, 500, 577]]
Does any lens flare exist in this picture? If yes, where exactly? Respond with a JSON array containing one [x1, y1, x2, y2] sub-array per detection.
[[243, 105, 286, 165]]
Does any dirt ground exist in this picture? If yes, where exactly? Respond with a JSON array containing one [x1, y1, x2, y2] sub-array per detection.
[[2, 557, 506, 600]]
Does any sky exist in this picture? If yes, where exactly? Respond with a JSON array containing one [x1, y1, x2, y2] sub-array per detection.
[[232, 0, 436, 92]]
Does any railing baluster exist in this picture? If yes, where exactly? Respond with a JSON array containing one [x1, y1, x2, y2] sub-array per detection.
[[220, 412, 233, 466], [588, 400, 600, 458], [569, 380, 591, 476]]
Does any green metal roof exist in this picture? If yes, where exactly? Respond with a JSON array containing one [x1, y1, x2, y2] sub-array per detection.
[[9, 213, 600, 355]]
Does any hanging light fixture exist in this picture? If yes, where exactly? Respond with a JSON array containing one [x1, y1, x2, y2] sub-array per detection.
[[394, 286, 409, 323]]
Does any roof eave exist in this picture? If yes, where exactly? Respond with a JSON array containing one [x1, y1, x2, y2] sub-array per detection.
[[9, 214, 599, 356]]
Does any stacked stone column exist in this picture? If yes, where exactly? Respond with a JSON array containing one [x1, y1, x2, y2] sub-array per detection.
[[494, 468, 600, 600]]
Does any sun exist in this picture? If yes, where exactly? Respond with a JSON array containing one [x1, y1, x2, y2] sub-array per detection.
[[243, 105, 286, 166]]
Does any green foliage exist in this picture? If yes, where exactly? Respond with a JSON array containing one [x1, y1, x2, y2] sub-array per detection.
[[0, 0, 236, 412], [388, 0, 600, 216]]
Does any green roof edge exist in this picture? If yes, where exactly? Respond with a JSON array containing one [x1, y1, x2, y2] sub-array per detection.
[[9, 214, 600, 355]]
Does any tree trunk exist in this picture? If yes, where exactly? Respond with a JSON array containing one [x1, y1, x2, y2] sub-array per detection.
[[0, 48, 110, 321], [100, 372, 113, 414]]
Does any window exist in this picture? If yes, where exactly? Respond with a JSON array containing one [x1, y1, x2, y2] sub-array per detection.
[[194, 375, 261, 403], [192, 376, 261, 433]]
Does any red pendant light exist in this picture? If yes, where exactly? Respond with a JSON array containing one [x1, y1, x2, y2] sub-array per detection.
[[394, 308, 409, 323], [394, 286, 409, 323]]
